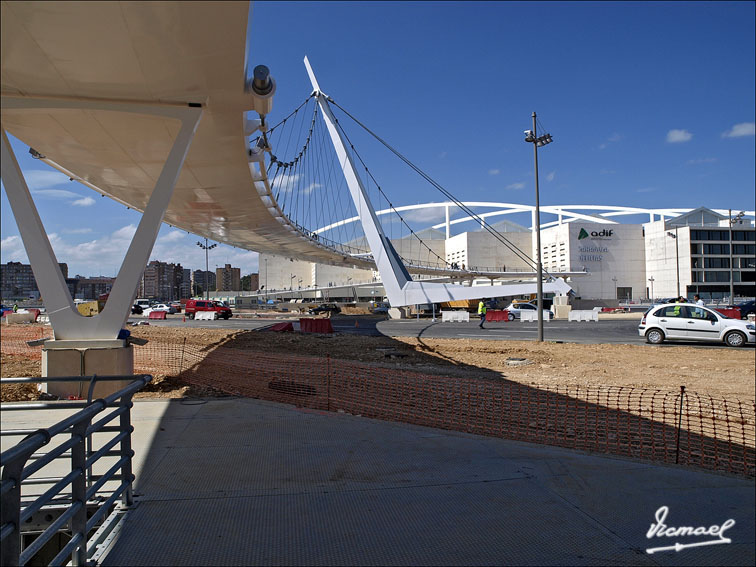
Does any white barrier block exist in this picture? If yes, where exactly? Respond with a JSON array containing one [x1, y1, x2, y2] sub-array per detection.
[[442, 311, 469, 322], [568, 310, 598, 322], [194, 311, 217, 320], [5, 313, 35, 324], [520, 311, 551, 322]]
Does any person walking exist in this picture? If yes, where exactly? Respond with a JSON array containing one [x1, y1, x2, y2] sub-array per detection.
[[694, 294, 704, 306], [478, 299, 487, 329]]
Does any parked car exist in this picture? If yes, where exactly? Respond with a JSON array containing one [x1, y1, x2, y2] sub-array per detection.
[[735, 300, 756, 319], [638, 303, 755, 347], [169, 302, 182, 313], [184, 299, 233, 319], [142, 304, 172, 317], [131, 304, 143, 315], [504, 302, 553, 321], [308, 303, 341, 315], [370, 301, 390, 314]]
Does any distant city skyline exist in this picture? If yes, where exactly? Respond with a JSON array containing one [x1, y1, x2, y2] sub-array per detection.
[[2, 2, 754, 277]]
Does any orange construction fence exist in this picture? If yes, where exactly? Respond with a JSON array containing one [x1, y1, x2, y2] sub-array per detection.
[[2, 324, 754, 477]]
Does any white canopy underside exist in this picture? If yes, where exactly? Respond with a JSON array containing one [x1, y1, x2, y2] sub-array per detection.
[[0, 1, 367, 267]]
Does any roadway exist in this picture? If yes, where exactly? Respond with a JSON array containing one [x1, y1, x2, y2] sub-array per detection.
[[128, 314, 752, 349]]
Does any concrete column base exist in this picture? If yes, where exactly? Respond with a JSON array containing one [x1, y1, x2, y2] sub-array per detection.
[[42, 339, 134, 399]]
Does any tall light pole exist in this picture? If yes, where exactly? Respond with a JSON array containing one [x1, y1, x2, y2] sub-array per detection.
[[524, 113, 553, 342], [196, 238, 216, 301], [648, 276, 655, 301], [666, 230, 680, 297], [728, 209, 745, 304], [612, 276, 618, 300]]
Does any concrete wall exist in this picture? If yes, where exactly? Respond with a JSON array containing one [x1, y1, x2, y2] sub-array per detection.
[[644, 221, 691, 299]]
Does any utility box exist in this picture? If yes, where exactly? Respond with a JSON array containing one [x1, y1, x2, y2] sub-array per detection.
[[42, 339, 134, 399]]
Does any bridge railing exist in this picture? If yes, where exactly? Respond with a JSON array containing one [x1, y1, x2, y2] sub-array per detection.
[[1, 374, 152, 566]]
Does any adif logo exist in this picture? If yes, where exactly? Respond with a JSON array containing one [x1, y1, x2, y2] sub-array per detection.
[[578, 228, 614, 239]]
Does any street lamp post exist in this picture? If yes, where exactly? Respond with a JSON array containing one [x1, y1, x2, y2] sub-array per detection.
[[524, 113, 553, 342], [196, 238, 217, 301], [648, 276, 655, 301], [728, 209, 745, 304], [666, 230, 680, 297], [612, 276, 618, 300]]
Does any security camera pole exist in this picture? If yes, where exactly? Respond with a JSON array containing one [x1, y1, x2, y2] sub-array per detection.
[[524, 112, 553, 342]]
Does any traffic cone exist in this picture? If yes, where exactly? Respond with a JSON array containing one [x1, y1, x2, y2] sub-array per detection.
[[182, 315, 186, 322]]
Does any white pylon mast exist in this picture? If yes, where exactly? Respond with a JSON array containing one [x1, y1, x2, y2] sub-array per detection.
[[304, 56, 571, 307]]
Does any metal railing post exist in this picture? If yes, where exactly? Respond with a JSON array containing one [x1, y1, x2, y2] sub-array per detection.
[[120, 395, 136, 506], [1, 457, 28, 566], [70, 421, 89, 566]]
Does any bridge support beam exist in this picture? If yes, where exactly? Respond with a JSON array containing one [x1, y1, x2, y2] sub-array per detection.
[[1, 95, 202, 390]]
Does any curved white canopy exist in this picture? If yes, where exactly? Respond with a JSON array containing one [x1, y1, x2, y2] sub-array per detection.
[[0, 1, 367, 268]]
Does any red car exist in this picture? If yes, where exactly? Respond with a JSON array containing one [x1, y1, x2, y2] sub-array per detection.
[[184, 299, 232, 319]]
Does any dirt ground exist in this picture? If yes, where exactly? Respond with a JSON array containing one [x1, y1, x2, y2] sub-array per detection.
[[2, 322, 754, 401]]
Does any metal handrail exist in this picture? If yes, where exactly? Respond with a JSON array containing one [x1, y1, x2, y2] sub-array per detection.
[[0, 374, 152, 566]]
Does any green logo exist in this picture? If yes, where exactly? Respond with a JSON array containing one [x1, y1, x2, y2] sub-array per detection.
[[578, 228, 590, 240]]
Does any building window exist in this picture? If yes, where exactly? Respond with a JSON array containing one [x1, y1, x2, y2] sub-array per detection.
[[703, 243, 730, 255], [704, 258, 730, 268], [704, 271, 730, 282], [733, 244, 755, 255]]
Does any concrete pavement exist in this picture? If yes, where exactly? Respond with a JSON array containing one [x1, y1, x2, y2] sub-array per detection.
[[10, 397, 749, 566]]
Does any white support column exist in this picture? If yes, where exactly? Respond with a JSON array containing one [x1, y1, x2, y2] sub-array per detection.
[[445, 205, 450, 239], [1, 96, 202, 340], [303, 57, 573, 306]]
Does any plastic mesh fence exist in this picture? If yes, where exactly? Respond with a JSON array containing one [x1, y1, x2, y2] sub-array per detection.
[[3, 324, 754, 477]]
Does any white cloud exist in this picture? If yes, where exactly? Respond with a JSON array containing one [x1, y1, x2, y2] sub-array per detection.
[[545, 171, 555, 182], [505, 182, 525, 190], [33, 189, 81, 199], [23, 170, 70, 190], [72, 197, 96, 207], [488, 169, 500, 176], [686, 157, 717, 165], [721, 122, 755, 138], [1, 235, 28, 263], [159, 230, 187, 243], [599, 133, 622, 150], [666, 129, 693, 143], [62, 228, 93, 234], [402, 206, 447, 224]]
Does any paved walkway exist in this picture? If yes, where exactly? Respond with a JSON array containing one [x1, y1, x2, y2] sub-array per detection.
[[4, 398, 754, 565]]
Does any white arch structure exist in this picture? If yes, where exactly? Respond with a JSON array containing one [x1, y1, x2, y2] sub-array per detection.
[[315, 202, 756, 238]]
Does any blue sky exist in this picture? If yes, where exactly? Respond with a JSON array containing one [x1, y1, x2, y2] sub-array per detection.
[[2, 1, 754, 277]]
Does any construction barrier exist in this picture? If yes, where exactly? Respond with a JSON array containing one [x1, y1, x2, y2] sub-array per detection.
[[569, 310, 599, 322], [442, 311, 470, 323], [714, 307, 741, 319], [193, 311, 217, 320], [3, 324, 754, 478], [148, 310, 167, 320], [485, 310, 510, 322], [521, 310, 551, 322], [299, 318, 334, 333]]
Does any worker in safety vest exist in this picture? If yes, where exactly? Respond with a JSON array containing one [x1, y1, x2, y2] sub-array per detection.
[[478, 299, 487, 329]]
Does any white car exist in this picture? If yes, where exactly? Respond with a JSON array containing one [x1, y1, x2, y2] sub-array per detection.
[[142, 304, 171, 317], [638, 303, 755, 347], [504, 302, 554, 321]]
